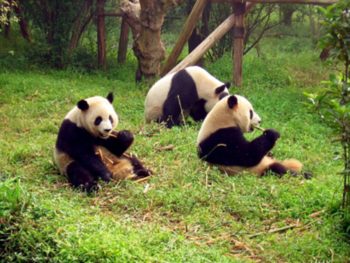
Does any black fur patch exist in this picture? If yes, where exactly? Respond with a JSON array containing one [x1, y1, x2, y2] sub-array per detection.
[[126, 154, 152, 179], [106, 92, 114, 103], [227, 96, 238, 109], [189, 99, 207, 121], [66, 161, 97, 192], [198, 127, 278, 167], [215, 84, 227, 95], [77, 100, 89, 111], [161, 69, 199, 127], [266, 163, 287, 177]]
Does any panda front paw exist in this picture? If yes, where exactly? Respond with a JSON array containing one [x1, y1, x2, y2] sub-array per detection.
[[263, 129, 280, 143], [100, 171, 112, 182], [117, 130, 134, 145]]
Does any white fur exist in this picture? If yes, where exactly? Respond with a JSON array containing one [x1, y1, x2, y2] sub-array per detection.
[[144, 66, 228, 123], [144, 72, 175, 122]]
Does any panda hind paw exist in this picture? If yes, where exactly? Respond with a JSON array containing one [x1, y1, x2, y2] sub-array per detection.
[[302, 171, 313, 180]]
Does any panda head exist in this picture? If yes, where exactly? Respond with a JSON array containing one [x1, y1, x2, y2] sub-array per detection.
[[77, 92, 119, 139], [201, 94, 261, 133], [225, 95, 261, 132]]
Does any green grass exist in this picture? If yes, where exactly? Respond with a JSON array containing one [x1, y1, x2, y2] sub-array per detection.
[[1, 37, 350, 262]]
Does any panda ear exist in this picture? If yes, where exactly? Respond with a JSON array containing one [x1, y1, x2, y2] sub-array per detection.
[[106, 92, 114, 103], [215, 84, 226, 95], [77, 99, 89, 111], [225, 82, 231, 89], [227, 95, 238, 109]]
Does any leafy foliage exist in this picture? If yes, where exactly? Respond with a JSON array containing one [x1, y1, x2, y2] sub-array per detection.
[[0, 0, 18, 28], [20, 0, 90, 68], [305, 0, 350, 227]]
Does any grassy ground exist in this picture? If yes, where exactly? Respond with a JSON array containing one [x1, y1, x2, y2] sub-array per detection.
[[1, 37, 350, 262]]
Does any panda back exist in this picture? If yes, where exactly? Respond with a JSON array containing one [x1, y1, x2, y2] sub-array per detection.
[[185, 66, 224, 99], [144, 73, 175, 122]]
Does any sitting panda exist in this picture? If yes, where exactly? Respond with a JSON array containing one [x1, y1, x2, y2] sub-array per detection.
[[144, 66, 230, 128], [54, 92, 150, 192], [197, 94, 307, 177]]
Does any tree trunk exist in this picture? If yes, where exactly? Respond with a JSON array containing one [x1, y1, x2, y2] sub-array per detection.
[[133, 0, 167, 80], [67, 0, 93, 56], [121, 0, 181, 80], [117, 16, 130, 64], [97, 0, 107, 69], [232, 2, 246, 87], [3, 7, 10, 38], [280, 4, 295, 26]]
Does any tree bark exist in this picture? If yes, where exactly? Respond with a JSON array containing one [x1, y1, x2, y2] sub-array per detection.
[[67, 0, 94, 56], [97, 0, 107, 69], [121, 0, 181, 81], [133, 0, 166, 80], [117, 16, 130, 64], [232, 2, 246, 87], [280, 4, 296, 26]]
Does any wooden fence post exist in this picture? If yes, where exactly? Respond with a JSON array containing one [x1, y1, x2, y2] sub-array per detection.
[[168, 13, 236, 75], [97, 0, 106, 69], [232, 1, 246, 87], [161, 0, 208, 76]]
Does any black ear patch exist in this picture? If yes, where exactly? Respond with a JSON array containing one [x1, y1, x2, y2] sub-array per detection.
[[77, 100, 89, 111], [107, 92, 114, 103], [225, 82, 231, 89], [215, 84, 227, 95], [227, 95, 238, 109]]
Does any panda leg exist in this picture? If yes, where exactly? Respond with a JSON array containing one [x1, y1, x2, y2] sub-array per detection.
[[66, 161, 98, 192], [162, 99, 183, 128], [264, 163, 288, 177], [126, 154, 152, 179]]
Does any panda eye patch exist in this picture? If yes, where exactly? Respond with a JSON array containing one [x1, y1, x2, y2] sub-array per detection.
[[94, 116, 102, 126], [250, 110, 253, 120], [109, 115, 113, 124]]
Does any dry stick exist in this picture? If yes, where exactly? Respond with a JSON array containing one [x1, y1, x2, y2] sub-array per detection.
[[200, 143, 227, 160], [177, 95, 187, 127], [135, 176, 151, 184], [97, 148, 114, 164], [253, 125, 265, 132], [109, 132, 118, 138], [247, 224, 299, 238], [156, 144, 175, 152]]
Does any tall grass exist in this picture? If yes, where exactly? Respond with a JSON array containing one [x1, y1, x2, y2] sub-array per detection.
[[0, 36, 349, 262]]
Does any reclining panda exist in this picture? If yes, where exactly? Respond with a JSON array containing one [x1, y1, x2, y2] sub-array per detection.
[[197, 94, 310, 177], [54, 92, 150, 192], [144, 66, 230, 128]]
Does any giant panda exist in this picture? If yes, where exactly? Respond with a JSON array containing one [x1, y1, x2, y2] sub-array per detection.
[[144, 66, 231, 128], [197, 94, 307, 177], [54, 92, 150, 192]]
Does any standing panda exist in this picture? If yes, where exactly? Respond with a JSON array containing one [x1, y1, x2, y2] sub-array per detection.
[[144, 66, 230, 128], [54, 92, 150, 192], [197, 94, 307, 177]]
